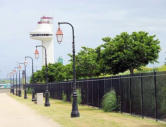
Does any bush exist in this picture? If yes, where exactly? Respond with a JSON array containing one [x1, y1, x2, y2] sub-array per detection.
[[62, 92, 67, 102], [71, 89, 82, 104], [102, 90, 118, 112]]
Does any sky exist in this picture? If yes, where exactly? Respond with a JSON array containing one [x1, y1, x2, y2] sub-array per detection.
[[0, 0, 166, 79]]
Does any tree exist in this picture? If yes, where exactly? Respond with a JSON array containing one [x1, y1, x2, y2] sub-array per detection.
[[45, 63, 67, 82], [98, 31, 160, 74], [31, 70, 44, 83], [69, 47, 100, 79], [32, 63, 70, 83], [64, 63, 73, 80]]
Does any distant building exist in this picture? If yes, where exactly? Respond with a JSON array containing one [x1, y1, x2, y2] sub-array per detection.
[[58, 57, 63, 64]]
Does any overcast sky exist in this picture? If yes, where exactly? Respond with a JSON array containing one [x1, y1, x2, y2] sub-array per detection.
[[0, 0, 166, 79]]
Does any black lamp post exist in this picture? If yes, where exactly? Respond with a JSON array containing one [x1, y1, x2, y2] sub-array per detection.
[[56, 22, 80, 117], [12, 71, 15, 94], [24, 61, 27, 99], [18, 63, 24, 97], [19, 62, 27, 99], [25, 56, 35, 101], [35, 45, 50, 107], [14, 67, 18, 96]]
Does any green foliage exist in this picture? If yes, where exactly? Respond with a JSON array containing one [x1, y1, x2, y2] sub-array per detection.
[[31, 70, 44, 83], [32, 31, 161, 82], [69, 47, 100, 79], [62, 92, 67, 102], [157, 65, 166, 72], [71, 89, 82, 104], [31, 62, 72, 83], [102, 90, 118, 112], [43, 63, 67, 82], [64, 64, 73, 80], [98, 31, 160, 74]]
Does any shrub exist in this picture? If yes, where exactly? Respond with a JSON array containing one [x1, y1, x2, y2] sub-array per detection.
[[70, 89, 82, 104], [62, 92, 67, 102], [102, 90, 118, 112]]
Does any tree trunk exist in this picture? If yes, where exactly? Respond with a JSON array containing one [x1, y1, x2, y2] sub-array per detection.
[[129, 68, 134, 75]]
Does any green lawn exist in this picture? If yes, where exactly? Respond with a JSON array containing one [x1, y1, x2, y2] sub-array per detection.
[[10, 94, 166, 127]]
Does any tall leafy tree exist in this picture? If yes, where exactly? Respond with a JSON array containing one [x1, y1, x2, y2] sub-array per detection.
[[64, 63, 73, 80], [45, 63, 67, 82], [32, 63, 69, 83], [31, 70, 44, 83], [98, 31, 160, 74], [69, 47, 100, 79]]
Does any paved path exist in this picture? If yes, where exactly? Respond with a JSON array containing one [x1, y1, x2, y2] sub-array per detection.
[[0, 93, 61, 127]]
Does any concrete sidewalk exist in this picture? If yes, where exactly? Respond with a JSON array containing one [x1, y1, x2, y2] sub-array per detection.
[[0, 93, 61, 127]]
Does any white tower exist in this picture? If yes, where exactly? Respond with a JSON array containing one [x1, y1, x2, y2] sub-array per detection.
[[30, 16, 55, 65]]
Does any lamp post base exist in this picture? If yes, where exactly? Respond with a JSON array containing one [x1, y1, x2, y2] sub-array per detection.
[[71, 111, 80, 117], [44, 90, 50, 107], [24, 89, 27, 99], [12, 89, 15, 95], [32, 89, 36, 101], [71, 91, 80, 118], [18, 90, 21, 97]]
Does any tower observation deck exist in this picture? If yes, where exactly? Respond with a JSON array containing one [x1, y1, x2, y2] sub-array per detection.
[[30, 16, 55, 65]]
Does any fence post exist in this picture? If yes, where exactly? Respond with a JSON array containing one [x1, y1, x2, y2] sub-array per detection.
[[98, 81, 100, 107], [92, 80, 93, 106], [119, 75, 122, 113], [87, 81, 88, 105], [154, 71, 158, 121], [111, 77, 112, 90], [104, 77, 105, 94], [140, 73, 144, 119], [70, 82, 72, 101], [129, 74, 132, 115]]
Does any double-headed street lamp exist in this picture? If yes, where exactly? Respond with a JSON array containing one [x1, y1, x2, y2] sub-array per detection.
[[56, 22, 80, 117], [35, 45, 50, 107], [25, 56, 36, 101]]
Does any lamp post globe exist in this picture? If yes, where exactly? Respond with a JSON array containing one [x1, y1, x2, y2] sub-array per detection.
[[56, 27, 63, 43], [35, 48, 39, 59]]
